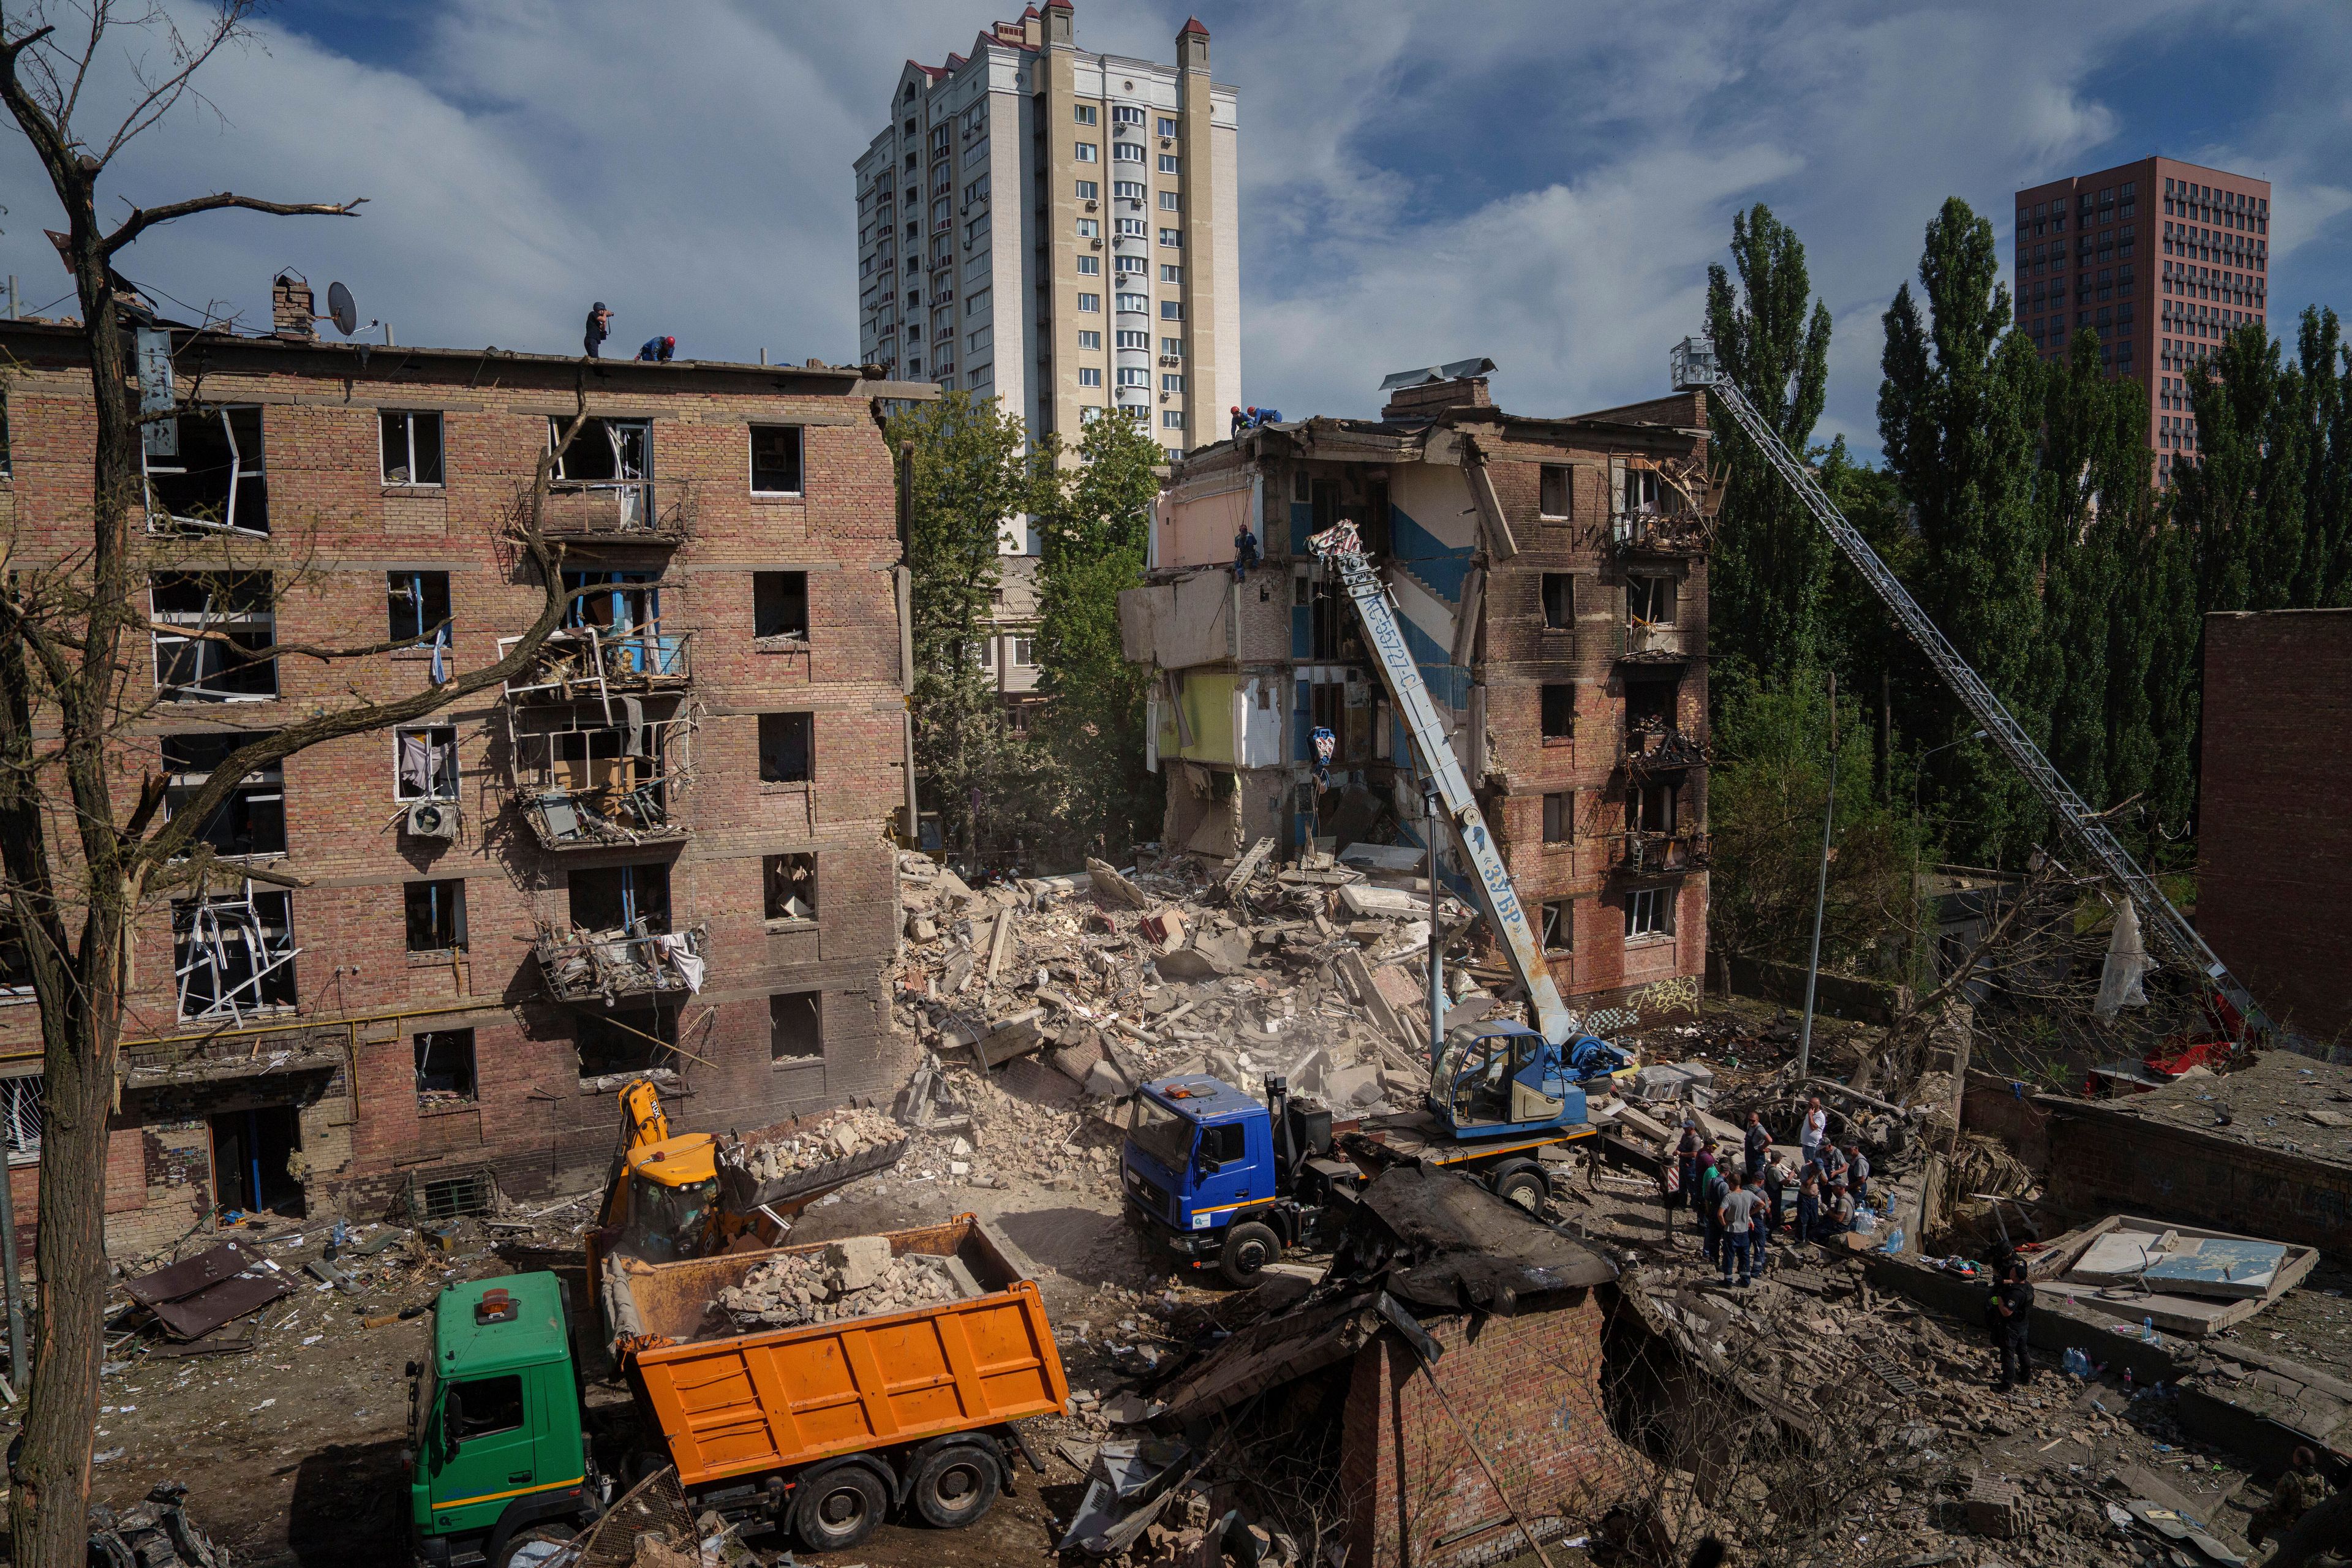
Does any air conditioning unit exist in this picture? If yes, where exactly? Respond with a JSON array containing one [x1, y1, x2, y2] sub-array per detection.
[[1161, 137, 1173, 148], [1084, 198, 1099, 211], [404, 799, 459, 840], [1090, 237, 1104, 250]]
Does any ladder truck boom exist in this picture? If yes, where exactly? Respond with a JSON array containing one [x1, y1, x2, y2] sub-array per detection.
[[1305, 521, 1577, 1046], [1667, 334, 2269, 1042]]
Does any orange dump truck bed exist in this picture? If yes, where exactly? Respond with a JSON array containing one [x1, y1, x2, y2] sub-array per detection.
[[602, 1215, 1068, 1490]]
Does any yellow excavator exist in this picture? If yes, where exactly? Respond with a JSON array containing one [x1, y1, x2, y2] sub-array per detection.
[[595, 1078, 909, 1262]]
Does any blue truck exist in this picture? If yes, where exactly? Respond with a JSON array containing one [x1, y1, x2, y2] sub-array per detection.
[[1121, 1020, 1629, 1284]]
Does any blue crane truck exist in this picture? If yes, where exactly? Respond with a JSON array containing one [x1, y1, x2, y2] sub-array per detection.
[[1121, 1021, 1629, 1284]]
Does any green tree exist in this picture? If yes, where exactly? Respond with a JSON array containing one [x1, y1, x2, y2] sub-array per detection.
[[1877, 197, 2049, 864], [1706, 204, 1835, 685], [2291, 308, 2352, 605], [885, 391, 1047, 862], [1031, 413, 1165, 857]]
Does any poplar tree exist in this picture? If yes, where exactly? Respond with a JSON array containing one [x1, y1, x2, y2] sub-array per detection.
[[1877, 197, 2049, 864], [1705, 204, 1834, 685]]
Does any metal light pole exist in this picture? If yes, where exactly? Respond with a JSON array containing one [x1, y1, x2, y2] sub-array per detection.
[[1425, 780, 1444, 1060], [1796, 674, 1838, 1080]]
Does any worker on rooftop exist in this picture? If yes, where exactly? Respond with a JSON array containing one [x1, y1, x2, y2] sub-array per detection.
[[638, 335, 677, 362], [584, 301, 613, 358]]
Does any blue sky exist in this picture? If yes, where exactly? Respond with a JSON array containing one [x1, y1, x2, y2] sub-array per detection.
[[0, 0, 2344, 462]]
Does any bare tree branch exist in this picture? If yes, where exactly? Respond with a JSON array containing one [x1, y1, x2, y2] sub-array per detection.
[[102, 190, 364, 256]]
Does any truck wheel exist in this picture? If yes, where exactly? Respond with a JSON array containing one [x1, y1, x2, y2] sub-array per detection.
[[910, 1441, 1002, 1529], [793, 1463, 888, 1552], [1219, 1221, 1281, 1286], [493, 1525, 575, 1568], [1491, 1164, 1548, 1214]]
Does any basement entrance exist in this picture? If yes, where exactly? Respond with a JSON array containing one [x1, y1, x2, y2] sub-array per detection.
[[211, 1104, 305, 1219]]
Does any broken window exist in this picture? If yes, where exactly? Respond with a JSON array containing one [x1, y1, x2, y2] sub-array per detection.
[[0, 922, 30, 1000], [753, 571, 810, 643], [759, 712, 814, 783], [1539, 464, 1571, 519], [1626, 679, 1679, 733], [1626, 886, 1675, 938], [1628, 575, 1678, 626], [394, 726, 459, 801], [564, 570, 661, 636], [162, 732, 286, 857], [1541, 684, 1574, 744], [405, 880, 468, 953], [771, 992, 823, 1065], [379, 411, 445, 486], [145, 407, 268, 535], [388, 570, 453, 647], [172, 887, 298, 1021], [1541, 573, 1574, 630], [548, 417, 650, 485], [749, 425, 804, 494], [1623, 466, 1664, 515], [568, 862, 671, 936], [1541, 900, 1574, 952], [576, 1007, 674, 1079], [1634, 781, 1679, 834], [151, 571, 277, 703], [764, 853, 818, 922], [0, 1076, 42, 1161], [414, 1029, 476, 1104], [1542, 791, 1574, 845]]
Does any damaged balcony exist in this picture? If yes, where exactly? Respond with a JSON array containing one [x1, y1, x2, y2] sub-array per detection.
[[497, 625, 693, 705], [505, 706, 695, 852], [1610, 455, 1713, 557], [1611, 831, 1711, 877], [535, 417, 693, 542], [123, 1025, 344, 1089], [534, 922, 707, 1005], [1621, 725, 1709, 777], [1619, 620, 1691, 662]]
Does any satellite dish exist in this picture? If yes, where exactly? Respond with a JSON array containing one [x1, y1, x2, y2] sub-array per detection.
[[326, 281, 359, 337]]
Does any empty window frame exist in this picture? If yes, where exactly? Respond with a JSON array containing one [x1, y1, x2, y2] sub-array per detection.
[[548, 417, 650, 484], [1541, 573, 1574, 630], [576, 1007, 674, 1079], [772, 992, 823, 1064], [750, 425, 805, 495], [1622, 466, 1664, 514], [1627, 574, 1678, 625], [145, 407, 269, 535], [172, 888, 298, 1021], [404, 879, 468, 952], [567, 862, 671, 935], [1542, 790, 1574, 845], [1626, 886, 1675, 938], [1540, 684, 1574, 744], [1541, 899, 1574, 953], [764, 853, 818, 922], [414, 1028, 476, 1102], [162, 731, 286, 857], [379, 410, 445, 486], [1011, 637, 1035, 667], [0, 1076, 42, 1162], [387, 570, 452, 647], [1539, 464, 1572, 519], [758, 712, 814, 783], [151, 571, 277, 702], [1634, 780, 1680, 834], [753, 571, 810, 641], [394, 725, 459, 801]]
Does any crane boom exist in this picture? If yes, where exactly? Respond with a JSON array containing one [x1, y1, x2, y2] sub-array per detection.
[[1668, 334, 2267, 1040], [1305, 521, 1577, 1046]]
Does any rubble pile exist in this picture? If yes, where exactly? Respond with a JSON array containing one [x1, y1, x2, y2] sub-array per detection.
[[736, 1105, 902, 1181], [899, 1068, 1123, 1196], [891, 844, 1488, 1120], [712, 1236, 971, 1328]]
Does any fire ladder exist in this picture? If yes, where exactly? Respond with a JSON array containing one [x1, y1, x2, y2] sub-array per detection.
[[1305, 521, 1579, 1047], [1667, 334, 2271, 1041]]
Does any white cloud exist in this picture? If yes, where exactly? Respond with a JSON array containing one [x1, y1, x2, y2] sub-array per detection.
[[0, 0, 2339, 457]]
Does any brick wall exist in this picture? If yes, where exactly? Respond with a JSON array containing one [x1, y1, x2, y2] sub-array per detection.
[[2198, 609, 2352, 1045], [0, 325, 916, 1254], [2041, 1103, 2352, 1251], [1339, 1291, 1637, 1568]]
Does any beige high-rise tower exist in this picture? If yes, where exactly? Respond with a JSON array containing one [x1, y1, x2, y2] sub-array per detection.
[[854, 2, 1241, 541]]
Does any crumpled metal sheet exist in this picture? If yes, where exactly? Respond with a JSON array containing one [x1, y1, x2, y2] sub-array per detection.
[[1057, 1438, 1200, 1556], [123, 1241, 291, 1341]]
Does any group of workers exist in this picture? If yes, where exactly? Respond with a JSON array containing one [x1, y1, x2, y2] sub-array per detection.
[[1668, 1097, 1876, 1289], [582, 302, 677, 363]]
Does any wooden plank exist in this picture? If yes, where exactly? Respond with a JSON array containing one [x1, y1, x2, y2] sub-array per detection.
[[1223, 835, 1275, 892], [984, 909, 1017, 981]]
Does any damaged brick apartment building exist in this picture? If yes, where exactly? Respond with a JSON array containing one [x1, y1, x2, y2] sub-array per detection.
[[0, 279, 927, 1256], [1120, 361, 1716, 1012]]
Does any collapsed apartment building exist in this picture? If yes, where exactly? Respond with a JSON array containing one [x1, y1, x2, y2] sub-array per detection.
[[0, 281, 927, 1257], [1119, 361, 1716, 1014]]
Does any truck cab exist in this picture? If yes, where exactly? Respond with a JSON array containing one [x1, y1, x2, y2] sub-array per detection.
[[1122, 1077, 1282, 1282], [410, 1273, 593, 1568]]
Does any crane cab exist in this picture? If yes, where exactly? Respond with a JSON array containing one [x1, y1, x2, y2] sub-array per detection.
[[1431, 1022, 1629, 1138]]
